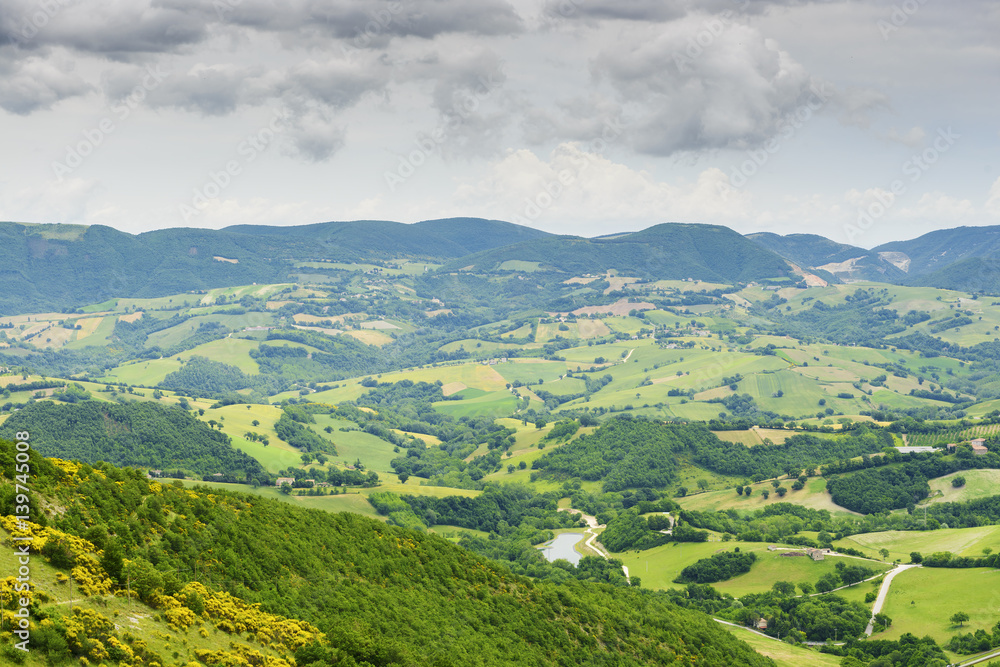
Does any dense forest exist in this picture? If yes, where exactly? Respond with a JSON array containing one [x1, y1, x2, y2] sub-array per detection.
[[0, 443, 773, 667], [0, 401, 265, 480]]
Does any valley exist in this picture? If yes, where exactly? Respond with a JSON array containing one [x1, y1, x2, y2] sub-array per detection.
[[5, 218, 1000, 666]]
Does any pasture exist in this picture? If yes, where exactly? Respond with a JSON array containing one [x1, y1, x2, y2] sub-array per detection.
[[879, 566, 1000, 647], [834, 525, 1000, 562]]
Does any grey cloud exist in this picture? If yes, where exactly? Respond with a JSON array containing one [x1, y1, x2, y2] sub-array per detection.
[[521, 95, 624, 145], [591, 19, 829, 155], [0, 49, 91, 114], [279, 105, 347, 162], [542, 0, 686, 23], [401, 50, 510, 158], [199, 0, 523, 42], [1, 0, 205, 56]]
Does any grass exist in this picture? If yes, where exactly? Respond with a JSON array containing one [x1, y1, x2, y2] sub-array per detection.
[[0, 522, 292, 667], [879, 566, 1000, 647], [433, 390, 519, 419], [834, 525, 1000, 562], [312, 414, 399, 474], [719, 625, 843, 667], [925, 469, 1000, 505], [616, 541, 885, 597], [677, 477, 859, 517], [714, 551, 890, 597]]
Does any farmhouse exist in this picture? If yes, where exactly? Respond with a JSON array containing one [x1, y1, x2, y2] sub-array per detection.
[[971, 438, 988, 456], [275, 477, 295, 487], [806, 548, 827, 561], [756, 619, 768, 630]]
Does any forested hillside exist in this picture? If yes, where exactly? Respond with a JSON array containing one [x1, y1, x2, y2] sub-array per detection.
[[0, 402, 265, 480], [0, 443, 773, 667]]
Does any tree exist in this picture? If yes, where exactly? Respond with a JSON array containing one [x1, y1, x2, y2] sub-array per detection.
[[735, 485, 744, 496], [879, 548, 890, 561], [776, 487, 787, 497], [398, 472, 410, 484], [952, 475, 966, 488], [697, 479, 709, 490], [798, 582, 814, 595], [950, 611, 970, 627], [761, 489, 770, 500], [772, 580, 796, 596], [872, 613, 892, 632], [909, 551, 923, 564]]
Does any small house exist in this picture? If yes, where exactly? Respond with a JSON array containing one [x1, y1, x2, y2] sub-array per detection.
[[275, 477, 295, 487], [946, 443, 958, 453], [756, 619, 768, 631], [807, 548, 826, 561], [972, 440, 989, 456]]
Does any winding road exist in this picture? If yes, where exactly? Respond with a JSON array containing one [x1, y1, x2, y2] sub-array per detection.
[[865, 563, 920, 635]]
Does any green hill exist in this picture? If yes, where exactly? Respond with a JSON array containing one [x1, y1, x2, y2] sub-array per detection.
[[444, 223, 793, 283], [874, 224, 1000, 282], [0, 443, 774, 667], [0, 218, 551, 314], [0, 401, 265, 480]]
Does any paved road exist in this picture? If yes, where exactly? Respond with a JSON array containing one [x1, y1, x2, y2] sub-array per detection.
[[865, 563, 921, 635], [954, 647, 1000, 666]]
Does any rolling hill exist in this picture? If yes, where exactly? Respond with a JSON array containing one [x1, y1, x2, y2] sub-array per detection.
[[444, 223, 794, 283]]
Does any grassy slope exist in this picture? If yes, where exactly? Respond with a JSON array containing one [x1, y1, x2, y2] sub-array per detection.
[[834, 525, 1000, 562], [879, 566, 1000, 647]]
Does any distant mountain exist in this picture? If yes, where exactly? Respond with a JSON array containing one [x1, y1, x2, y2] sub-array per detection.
[[0, 218, 551, 314], [443, 222, 793, 283], [910, 256, 1000, 293], [222, 217, 552, 260], [874, 225, 1000, 277], [746, 232, 908, 283]]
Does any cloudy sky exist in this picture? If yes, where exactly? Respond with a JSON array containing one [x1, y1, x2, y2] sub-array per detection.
[[0, 0, 997, 247]]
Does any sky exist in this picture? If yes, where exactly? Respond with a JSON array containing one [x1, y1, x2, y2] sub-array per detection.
[[0, 0, 997, 248]]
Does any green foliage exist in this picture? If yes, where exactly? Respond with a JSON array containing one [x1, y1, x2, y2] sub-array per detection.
[[11, 447, 772, 667], [674, 550, 757, 584], [0, 400, 265, 479], [273, 411, 336, 454]]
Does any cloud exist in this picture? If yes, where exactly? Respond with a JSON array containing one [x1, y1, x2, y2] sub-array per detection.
[[589, 16, 830, 156], [987, 176, 1000, 216], [0, 49, 91, 114], [0, 0, 206, 56], [200, 0, 523, 43], [541, 0, 685, 24], [451, 143, 754, 234]]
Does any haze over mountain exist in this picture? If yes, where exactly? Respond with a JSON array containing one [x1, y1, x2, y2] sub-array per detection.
[[3, 218, 1000, 315]]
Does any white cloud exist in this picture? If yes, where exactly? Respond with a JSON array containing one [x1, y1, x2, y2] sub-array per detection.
[[451, 143, 754, 235]]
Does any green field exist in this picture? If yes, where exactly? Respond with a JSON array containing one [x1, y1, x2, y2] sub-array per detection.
[[835, 525, 1000, 562], [880, 566, 1000, 647], [925, 469, 1000, 505], [615, 540, 886, 597], [312, 414, 399, 474], [719, 624, 843, 667], [677, 477, 858, 516], [714, 550, 890, 597], [433, 389, 519, 418]]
